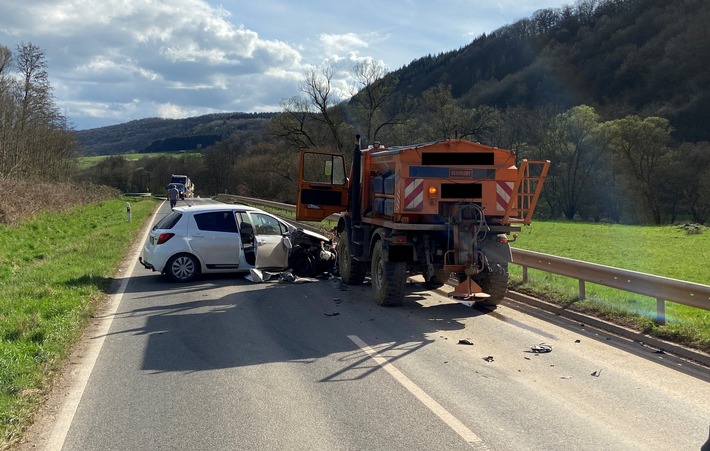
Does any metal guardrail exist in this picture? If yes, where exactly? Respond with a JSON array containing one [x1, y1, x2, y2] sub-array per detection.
[[512, 248, 710, 324], [225, 195, 710, 324]]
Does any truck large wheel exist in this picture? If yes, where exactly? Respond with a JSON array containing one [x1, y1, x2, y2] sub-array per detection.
[[338, 229, 366, 284], [477, 264, 508, 306], [371, 240, 406, 306]]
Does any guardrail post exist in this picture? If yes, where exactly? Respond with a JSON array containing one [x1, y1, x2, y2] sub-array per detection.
[[656, 298, 666, 325], [522, 266, 528, 283], [579, 280, 586, 299]]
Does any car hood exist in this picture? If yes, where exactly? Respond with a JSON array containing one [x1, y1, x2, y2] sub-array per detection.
[[295, 227, 331, 243]]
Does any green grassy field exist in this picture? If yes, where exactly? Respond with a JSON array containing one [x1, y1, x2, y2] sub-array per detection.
[[76, 152, 202, 169]]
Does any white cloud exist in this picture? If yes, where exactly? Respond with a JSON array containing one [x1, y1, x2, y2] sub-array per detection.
[[0, 0, 571, 130]]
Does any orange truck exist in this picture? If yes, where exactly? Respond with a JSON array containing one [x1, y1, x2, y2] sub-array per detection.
[[296, 135, 549, 307]]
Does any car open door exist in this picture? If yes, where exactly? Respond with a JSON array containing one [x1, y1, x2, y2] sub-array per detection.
[[296, 150, 348, 222], [250, 212, 291, 270]]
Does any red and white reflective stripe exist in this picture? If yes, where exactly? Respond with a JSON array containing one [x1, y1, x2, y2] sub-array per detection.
[[496, 181, 514, 212], [404, 178, 424, 211]]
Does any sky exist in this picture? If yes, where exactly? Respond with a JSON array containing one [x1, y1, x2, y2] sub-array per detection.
[[0, 0, 572, 130]]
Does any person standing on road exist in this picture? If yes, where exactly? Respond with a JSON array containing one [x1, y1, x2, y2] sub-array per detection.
[[168, 184, 179, 209]]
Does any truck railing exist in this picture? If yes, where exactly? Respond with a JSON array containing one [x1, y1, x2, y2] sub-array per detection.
[[503, 159, 550, 226], [220, 195, 710, 323]]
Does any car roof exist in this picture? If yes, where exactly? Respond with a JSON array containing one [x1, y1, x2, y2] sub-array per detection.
[[172, 203, 263, 214]]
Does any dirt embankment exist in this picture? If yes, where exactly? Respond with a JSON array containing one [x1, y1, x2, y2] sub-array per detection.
[[0, 180, 120, 226]]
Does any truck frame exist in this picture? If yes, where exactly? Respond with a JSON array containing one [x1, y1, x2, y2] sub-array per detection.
[[295, 135, 549, 307]]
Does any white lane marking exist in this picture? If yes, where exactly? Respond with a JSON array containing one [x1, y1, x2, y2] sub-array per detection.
[[45, 203, 161, 451], [348, 335, 488, 449]]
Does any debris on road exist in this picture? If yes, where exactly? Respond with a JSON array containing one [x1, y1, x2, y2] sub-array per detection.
[[483, 355, 494, 362], [246, 268, 321, 284], [458, 339, 474, 346], [530, 343, 553, 353], [323, 312, 340, 317], [591, 369, 602, 377]]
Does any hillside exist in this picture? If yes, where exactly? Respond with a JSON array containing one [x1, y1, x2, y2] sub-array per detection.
[[389, 0, 709, 143], [75, 112, 275, 156]]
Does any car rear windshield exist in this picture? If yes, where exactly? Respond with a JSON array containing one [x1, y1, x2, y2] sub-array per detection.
[[153, 211, 182, 230]]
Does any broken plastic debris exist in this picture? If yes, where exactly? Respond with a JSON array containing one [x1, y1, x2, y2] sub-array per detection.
[[530, 343, 553, 353], [483, 355, 494, 362], [323, 312, 340, 317], [457, 339, 474, 345], [591, 369, 602, 377]]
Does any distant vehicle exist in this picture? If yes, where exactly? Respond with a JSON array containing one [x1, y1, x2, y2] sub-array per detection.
[[167, 183, 187, 200], [169, 174, 194, 198], [139, 204, 335, 282]]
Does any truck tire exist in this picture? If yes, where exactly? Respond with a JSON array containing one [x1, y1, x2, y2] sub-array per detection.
[[371, 240, 406, 306], [338, 230, 366, 284], [477, 264, 508, 306]]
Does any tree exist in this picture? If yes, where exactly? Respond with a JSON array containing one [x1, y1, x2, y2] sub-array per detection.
[[535, 105, 605, 219], [672, 142, 710, 224], [349, 60, 415, 146], [298, 65, 349, 152], [603, 115, 673, 224], [271, 65, 353, 154], [0, 42, 76, 180], [420, 83, 500, 142]]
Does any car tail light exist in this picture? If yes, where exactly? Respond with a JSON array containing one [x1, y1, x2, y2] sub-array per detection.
[[156, 233, 175, 245]]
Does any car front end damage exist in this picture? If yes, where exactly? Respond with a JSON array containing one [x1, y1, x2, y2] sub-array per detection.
[[288, 228, 336, 277]]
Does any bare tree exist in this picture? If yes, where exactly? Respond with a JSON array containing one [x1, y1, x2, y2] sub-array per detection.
[[349, 60, 415, 146], [298, 65, 346, 152], [270, 96, 319, 151], [0, 42, 77, 180]]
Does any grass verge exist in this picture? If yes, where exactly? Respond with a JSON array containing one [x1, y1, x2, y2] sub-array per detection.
[[510, 221, 710, 354], [0, 197, 157, 447]]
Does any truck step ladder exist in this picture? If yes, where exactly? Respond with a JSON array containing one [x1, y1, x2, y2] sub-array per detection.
[[503, 159, 551, 226]]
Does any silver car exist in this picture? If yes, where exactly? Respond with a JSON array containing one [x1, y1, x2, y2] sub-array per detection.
[[139, 203, 335, 282]]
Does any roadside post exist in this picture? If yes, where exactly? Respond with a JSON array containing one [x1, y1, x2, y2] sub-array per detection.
[[126, 202, 132, 222]]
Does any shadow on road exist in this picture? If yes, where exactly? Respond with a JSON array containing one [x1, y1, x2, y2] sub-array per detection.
[[105, 273, 494, 376]]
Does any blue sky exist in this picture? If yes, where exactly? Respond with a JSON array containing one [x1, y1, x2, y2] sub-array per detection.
[[0, 0, 571, 130]]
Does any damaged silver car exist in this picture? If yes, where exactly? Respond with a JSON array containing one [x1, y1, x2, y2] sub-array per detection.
[[139, 203, 335, 282]]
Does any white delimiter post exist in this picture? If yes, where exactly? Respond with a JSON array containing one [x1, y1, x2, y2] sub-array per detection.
[[126, 202, 132, 223]]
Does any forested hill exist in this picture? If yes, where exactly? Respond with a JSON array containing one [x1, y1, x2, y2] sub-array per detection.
[[76, 0, 709, 153], [391, 0, 709, 143], [75, 112, 275, 156]]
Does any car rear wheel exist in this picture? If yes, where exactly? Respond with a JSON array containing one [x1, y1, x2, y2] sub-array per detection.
[[165, 254, 199, 282]]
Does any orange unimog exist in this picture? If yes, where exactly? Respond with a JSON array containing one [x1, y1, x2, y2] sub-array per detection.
[[296, 135, 549, 307]]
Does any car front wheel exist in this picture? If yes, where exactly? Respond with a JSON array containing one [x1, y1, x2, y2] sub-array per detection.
[[165, 254, 199, 282]]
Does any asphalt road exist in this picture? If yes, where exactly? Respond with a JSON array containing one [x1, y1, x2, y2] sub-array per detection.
[[18, 199, 710, 451]]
